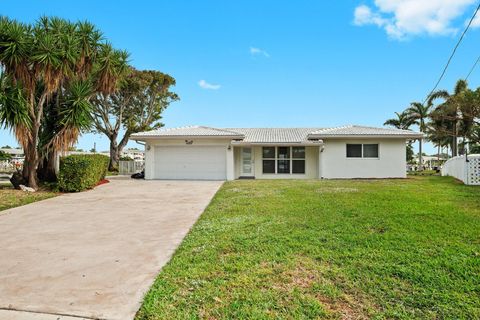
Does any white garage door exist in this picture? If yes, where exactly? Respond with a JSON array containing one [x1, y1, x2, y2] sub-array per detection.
[[154, 146, 226, 180]]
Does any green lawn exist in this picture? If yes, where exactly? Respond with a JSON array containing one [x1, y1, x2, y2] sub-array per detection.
[[137, 176, 480, 320], [0, 185, 57, 212]]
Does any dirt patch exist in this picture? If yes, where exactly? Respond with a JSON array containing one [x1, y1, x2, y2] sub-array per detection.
[[277, 257, 372, 319]]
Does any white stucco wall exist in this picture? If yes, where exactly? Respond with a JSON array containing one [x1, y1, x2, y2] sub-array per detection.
[[320, 139, 407, 179], [141, 138, 407, 180], [143, 138, 234, 180]]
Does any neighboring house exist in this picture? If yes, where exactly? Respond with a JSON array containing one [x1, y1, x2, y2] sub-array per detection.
[[131, 125, 423, 180], [0, 148, 25, 162], [121, 148, 145, 161], [412, 154, 448, 171]]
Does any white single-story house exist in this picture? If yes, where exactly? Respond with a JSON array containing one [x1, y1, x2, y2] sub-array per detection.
[[131, 125, 423, 180]]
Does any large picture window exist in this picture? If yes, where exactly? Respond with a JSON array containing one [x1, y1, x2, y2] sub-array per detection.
[[262, 147, 306, 174], [346, 144, 379, 158]]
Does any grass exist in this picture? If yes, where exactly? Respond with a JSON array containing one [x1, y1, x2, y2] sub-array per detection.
[[136, 176, 480, 320], [0, 184, 58, 212], [407, 170, 439, 176]]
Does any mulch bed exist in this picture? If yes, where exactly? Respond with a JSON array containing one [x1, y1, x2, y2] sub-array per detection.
[[96, 179, 110, 187]]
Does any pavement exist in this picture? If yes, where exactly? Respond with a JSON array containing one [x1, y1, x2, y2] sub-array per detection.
[[0, 177, 223, 320]]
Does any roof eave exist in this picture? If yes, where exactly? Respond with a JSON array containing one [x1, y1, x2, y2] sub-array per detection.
[[308, 134, 424, 139], [231, 140, 323, 146], [131, 134, 245, 141]]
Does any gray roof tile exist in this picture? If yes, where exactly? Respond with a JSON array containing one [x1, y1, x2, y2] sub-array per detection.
[[131, 125, 422, 142], [309, 125, 423, 138], [131, 126, 244, 138], [225, 128, 322, 143]]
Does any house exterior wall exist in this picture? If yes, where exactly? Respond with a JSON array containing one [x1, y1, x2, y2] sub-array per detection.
[[142, 138, 407, 180], [320, 139, 407, 179], [234, 146, 319, 179], [143, 138, 234, 180]]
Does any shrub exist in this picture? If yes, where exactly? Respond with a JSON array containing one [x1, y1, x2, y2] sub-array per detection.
[[58, 154, 109, 192], [0, 150, 12, 161]]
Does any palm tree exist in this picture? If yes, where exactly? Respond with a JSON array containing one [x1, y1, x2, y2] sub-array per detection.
[[426, 124, 450, 163], [405, 101, 432, 170], [429, 79, 469, 157], [0, 16, 128, 188], [384, 111, 414, 130], [384, 111, 415, 165]]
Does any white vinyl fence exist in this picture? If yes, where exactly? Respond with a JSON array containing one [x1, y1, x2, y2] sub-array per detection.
[[441, 154, 480, 185], [119, 160, 144, 175]]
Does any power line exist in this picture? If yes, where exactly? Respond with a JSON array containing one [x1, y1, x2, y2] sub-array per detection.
[[465, 55, 480, 81], [423, 2, 480, 103]]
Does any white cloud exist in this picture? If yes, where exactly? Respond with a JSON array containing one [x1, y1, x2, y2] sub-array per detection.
[[250, 47, 270, 58], [353, 0, 477, 39], [198, 79, 221, 90], [470, 12, 480, 28]]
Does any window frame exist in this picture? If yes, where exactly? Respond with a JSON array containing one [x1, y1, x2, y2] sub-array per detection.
[[262, 147, 276, 174], [262, 146, 306, 174], [346, 143, 380, 159]]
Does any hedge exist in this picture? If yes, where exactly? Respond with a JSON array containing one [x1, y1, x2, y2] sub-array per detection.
[[58, 154, 110, 192]]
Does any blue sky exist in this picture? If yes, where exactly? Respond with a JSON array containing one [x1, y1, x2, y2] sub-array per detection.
[[1, 0, 480, 154]]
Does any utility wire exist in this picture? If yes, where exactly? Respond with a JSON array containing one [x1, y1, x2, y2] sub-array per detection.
[[465, 55, 480, 81], [423, 2, 480, 103]]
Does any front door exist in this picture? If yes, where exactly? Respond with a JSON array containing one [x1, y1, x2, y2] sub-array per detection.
[[241, 147, 254, 177]]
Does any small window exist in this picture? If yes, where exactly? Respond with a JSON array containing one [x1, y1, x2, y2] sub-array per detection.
[[262, 147, 275, 159], [292, 160, 305, 174], [346, 144, 362, 158], [363, 144, 379, 158], [277, 159, 290, 174], [292, 147, 305, 159], [263, 160, 275, 173], [277, 147, 290, 159]]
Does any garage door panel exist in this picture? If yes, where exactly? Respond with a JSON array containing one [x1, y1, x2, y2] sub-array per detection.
[[154, 146, 226, 180]]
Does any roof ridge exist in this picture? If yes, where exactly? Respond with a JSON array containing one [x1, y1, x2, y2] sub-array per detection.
[[198, 126, 244, 135], [224, 127, 323, 130], [311, 125, 352, 134]]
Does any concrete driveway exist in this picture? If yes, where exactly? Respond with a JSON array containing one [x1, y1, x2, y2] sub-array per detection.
[[0, 177, 223, 320]]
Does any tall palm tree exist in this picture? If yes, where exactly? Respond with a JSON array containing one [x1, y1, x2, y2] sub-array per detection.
[[0, 16, 128, 188], [405, 101, 432, 170], [429, 79, 469, 157]]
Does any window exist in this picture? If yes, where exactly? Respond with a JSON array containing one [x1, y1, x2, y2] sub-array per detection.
[[363, 144, 379, 158], [292, 147, 306, 174], [346, 144, 379, 158], [277, 147, 290, 174], [262, 147, 305, 174], [346, 144, 362, 158], [262, 147, 275, 174]]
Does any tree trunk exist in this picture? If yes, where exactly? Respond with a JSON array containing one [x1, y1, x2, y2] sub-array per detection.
[[418, 139, 423, 171], [22, 143, 39, 190], [452, 122, 458, 157], [22, 123, 40, 190], [37, 150, 57, 182], [109, 138, 120, 172]]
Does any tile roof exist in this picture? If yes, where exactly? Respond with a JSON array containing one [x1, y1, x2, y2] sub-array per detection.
[[131, 125, 422, 142], [131, 126, 244, 138], [225, 128, 322, 143], [308, 125, 423, 138]]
